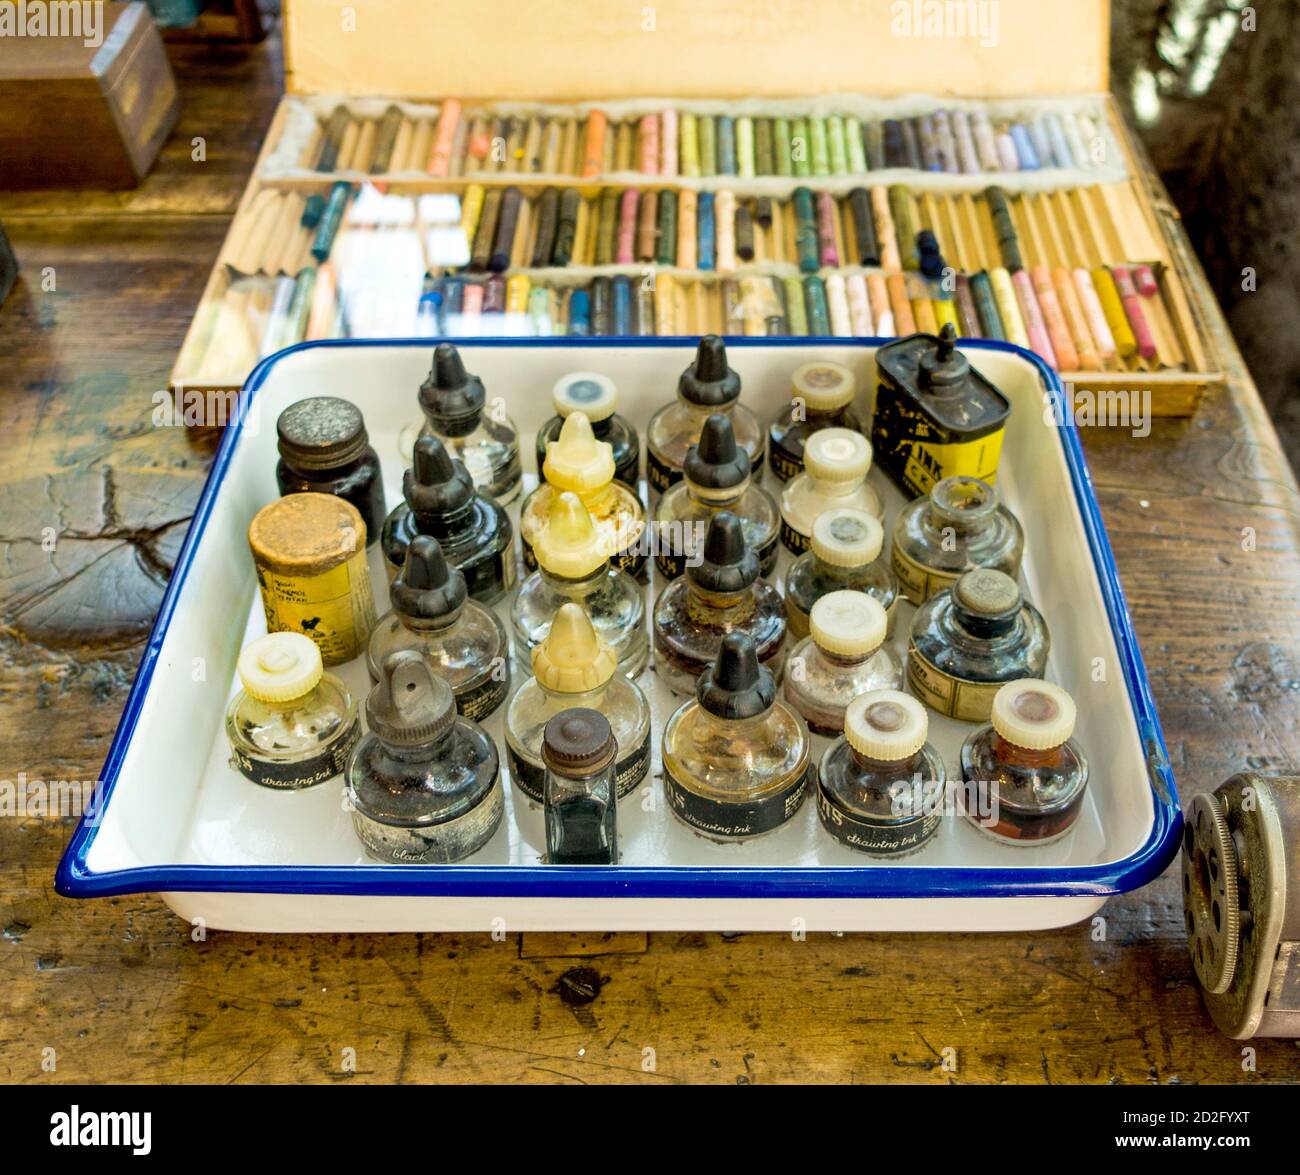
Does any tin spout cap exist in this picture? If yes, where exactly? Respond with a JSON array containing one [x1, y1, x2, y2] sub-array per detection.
[[919, 323, 971, 390]]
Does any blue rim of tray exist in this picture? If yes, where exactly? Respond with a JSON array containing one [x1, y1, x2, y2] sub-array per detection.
[[57, 336, 1182, 901]]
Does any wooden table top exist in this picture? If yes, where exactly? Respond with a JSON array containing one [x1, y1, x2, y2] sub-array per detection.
[[2, 34, 1297, 1085]]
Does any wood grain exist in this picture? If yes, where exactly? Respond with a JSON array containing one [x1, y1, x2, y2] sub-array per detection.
[[1, 31, 1299, 1085]]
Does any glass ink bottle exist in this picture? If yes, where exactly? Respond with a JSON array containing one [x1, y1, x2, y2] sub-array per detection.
[[768, 359, 861, 483], [779, 427, 883, 555], [908, 567, 1049, 722], [506, 603, 652, 804], [892, 475, 1024, 605], [275, 396, 386, 544], [367, 534, 509, 721], [542, 708, 619, 865], [346, 650, 503, 863], [226, 632, 360, 789], [399, 343, 522, 503], [662, 631, 811, 841], [645, 335, 765, 493], [653, 413, 780, 580], [519, 411, 647, 578], [536, 371, 640, 490], [960, 679, 1089, 845], [784, 592, 902, 736], [381, 435, 516, 605], [784, 507, 898, 641], [652, 511, 786, 698], [873, 323, 1011, 499], [817, 690, 946, 857], [511, 491, 647, 678]]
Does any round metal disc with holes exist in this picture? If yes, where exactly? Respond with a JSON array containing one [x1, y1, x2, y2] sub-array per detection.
[[1182, 794, 1241, 995]]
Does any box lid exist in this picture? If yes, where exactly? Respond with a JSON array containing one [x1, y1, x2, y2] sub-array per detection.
[[284, 0, 1109, 100]]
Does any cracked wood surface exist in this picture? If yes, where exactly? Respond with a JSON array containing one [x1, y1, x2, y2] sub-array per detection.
[[1, 33, 1299, 1085]]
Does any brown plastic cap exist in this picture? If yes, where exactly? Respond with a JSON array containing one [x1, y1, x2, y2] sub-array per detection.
[[541, 708, 616, 777]]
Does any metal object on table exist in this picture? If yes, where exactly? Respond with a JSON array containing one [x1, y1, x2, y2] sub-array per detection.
[[1182, 774, 1300, 1039]]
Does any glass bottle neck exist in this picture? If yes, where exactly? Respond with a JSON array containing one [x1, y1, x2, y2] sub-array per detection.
[[381, 732, 453, 762], [396, 610, 459, 635], [816, 645, 875, 669], [686, 481, 748, 510], [925, 502, 993, 540], [686, 584, 755, 626], [809, 476, 860, 499], [814, 556, 868, 581], [539, 565, 608, 595], [991, 734, 1067, 768], [678, 397, 736, 420], [951, 601, 1017, 641], [411, 501, 476, 542], [422, 411, 482, 439], [538, 680, 611, 707]]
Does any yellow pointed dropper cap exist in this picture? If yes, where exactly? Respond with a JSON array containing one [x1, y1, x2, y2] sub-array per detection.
[[543, 411, 615, 494], [534, 492, 610, 579], [531, 603, 617, 693]]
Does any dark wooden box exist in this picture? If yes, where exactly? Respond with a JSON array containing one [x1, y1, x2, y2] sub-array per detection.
[[0, 1, 180, 189]]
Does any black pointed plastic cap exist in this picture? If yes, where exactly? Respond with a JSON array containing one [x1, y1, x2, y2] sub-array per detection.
[[918, 322, 970, 390], [418, 343, 486, 425], [404, 436, 475, 517], [687, 512, 760, 593], [677, 335, 741, 407], [684, 414, 750, 490], [366, 649, 457, 747], [390, 535, 468, 621], [696, 632, 777, 720]]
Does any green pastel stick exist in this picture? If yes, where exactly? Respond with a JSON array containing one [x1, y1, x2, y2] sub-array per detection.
[[804, 275, 830, 334], [736, 116, 755, 178], [791, 117, 811, 177], [774, 117, 793, 177], [827, 115, 848, 175], [699, 115, 717, 177], [680, 113, 700, 177], [846, 116, 867, 173], [783, 275, 809, 334], [809, 117, 830, 177], [755, 118, 774, 175]]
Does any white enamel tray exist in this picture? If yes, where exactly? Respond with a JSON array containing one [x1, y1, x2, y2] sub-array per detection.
[[58, 338, 1180, 932]]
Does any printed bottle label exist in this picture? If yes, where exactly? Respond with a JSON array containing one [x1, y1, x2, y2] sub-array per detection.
[[785, 598, 812, 641], [255, 550, 376, 666], [664, 762, 810, 840], [768, 443, 802, 484], [816, 777, 941, 856], [780, 516, 812, 555], [352, 775, 503, 864], [233, 716, 361, 790], [891, 544, 960, 606], [646, 448, 681, 494], [509, 731, 650, 803], [456, 669, 510, 723], [872, 391, 1005, 500], [906, 644, 1002, 722]]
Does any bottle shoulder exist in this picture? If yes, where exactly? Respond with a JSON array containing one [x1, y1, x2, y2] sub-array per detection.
[[348, 723, 498, 826]]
